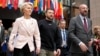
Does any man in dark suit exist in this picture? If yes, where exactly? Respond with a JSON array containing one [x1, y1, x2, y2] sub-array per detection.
[[0, 20, 5, 56], [68, 4, 93, 56], [58, 20, 69, 56]]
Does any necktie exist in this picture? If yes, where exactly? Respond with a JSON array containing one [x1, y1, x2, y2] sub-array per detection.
[[62, 30, 67, 47], [83, 18, 88, 32], [61, 30, 67, 48], [63, 30, 66, 41]]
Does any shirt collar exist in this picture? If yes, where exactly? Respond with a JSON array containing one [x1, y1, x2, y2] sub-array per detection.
[[61, 29, 65, 31], [79, 14, 87, 20]]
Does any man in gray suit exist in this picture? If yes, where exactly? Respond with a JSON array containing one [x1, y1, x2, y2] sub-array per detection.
[[0, 20, 5, 55], [68, 4, 93, 56]]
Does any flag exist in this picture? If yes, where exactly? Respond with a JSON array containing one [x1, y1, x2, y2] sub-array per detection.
[[25, 0, 34, 3], [13, 0, 19, 10], [55, 0, 63, 20], [30, 0, 34, 3], [0, 0, 3, 7], [58, 0, 64, 19], [8, 0, 13, 9], [34, 0, 39, 11], [38, 0, 43, 14], [25, 0, 30, 2], [47, 0, 50, 9], [2, 0, 7, 8], [54, 0, 58, 19], [50, 0, 54, 10], [43, 0, 47, 11]]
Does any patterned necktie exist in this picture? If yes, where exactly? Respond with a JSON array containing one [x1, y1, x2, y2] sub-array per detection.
[[83, 18, 88, 32]]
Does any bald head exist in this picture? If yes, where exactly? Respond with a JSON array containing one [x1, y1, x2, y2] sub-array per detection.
[[79, 4, 88, 16], [79, 4, 88, 9]]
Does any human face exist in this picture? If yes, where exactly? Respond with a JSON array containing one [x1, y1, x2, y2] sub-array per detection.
[[97, 29, 100, 36], [45, 10, 54, 21], [23, 4, 33, 16], [79, 4, 88, 16], [59, 21, 66, 29]]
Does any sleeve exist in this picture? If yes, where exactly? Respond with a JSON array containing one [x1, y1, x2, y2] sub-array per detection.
[[68, 18, 82, 45], [55, 27, 62, 50], [8, 19, 19, 46], [33, 20, 41, 49], [1, 27, 5, 43]]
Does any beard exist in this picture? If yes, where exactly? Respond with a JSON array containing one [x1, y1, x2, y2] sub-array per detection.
[[81, 12, 88, 16], [46, 16, 53, 21], [80, 10, 88, 16]]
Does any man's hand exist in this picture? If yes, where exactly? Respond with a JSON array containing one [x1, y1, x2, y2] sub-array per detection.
[[56, 49, 61, 56], [1, 41, 5, 46], [36, 48, 40, 54], [8, 44, 14, 52], [88, 40, 93, 47], [79, 42, 88, 52], [53, 50, 57, 56]]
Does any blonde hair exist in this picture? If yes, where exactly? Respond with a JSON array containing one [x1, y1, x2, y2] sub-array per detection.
[[93, 26, 100, 34], [94, 26, 100, 30], [20, 2, 33, 14]]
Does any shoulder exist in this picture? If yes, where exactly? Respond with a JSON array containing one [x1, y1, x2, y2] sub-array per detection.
[[86, 17, 92, 22], [31, 18, 37, 22], [72, 15, 80, 20], [69, 15, 80, 26], [66, 30, 69, 33], [53, 22, 57, 26], [87, 17, 92, 21], [14, 17, 22, 25], [38, 19, 45, 27], [39, 19, 45, 22], [70, 16, 78, 23], [15, 16, 23, 22], [87, 18, 92, 24], [38, 19, 45, 24]]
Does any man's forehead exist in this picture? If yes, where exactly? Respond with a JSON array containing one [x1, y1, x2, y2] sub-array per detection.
[[48, 10, 54, 12]]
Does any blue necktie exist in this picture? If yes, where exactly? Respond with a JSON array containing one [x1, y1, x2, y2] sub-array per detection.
[[63, 30, 67, 48], [63, 30, 66, 41]]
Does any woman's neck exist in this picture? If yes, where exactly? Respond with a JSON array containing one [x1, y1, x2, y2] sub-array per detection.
[[24, 15, 31, 19]]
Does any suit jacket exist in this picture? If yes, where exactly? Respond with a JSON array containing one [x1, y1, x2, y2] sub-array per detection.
[[0, 26, 5, 43], [8, 16, 41, 52], [60, 29, 68, 47], [68, 15, 93, 53]]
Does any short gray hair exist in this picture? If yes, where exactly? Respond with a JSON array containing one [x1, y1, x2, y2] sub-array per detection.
[[20, 2, 33, 13]]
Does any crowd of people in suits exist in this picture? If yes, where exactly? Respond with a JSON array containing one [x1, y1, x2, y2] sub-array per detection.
[[0, 2, 100, 56]]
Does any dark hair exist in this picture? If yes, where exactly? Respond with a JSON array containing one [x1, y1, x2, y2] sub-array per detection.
[[45, 8, 54, 13], [57, 19, 66, 26]]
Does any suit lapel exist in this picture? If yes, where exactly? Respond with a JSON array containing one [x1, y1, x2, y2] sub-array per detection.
[[87, 18, 90, 33], [77, 15, 91, 33], [77, 16, 84, 29], [20, 17, 32, 36], [77, 16, 87, 33]]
